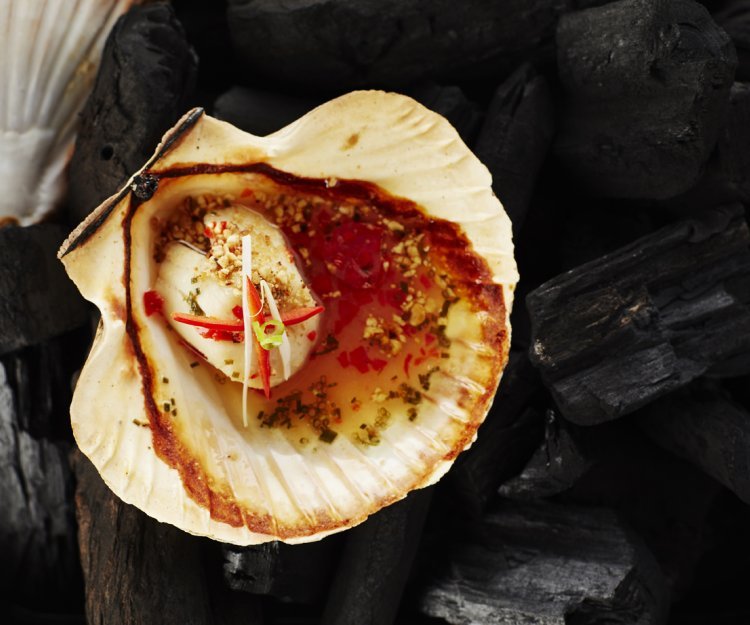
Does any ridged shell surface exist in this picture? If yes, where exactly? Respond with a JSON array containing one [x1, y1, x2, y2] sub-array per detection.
[[0, 0, 135, 224]]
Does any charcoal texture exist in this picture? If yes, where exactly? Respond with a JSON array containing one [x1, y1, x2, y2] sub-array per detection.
[[213, 87, 322, 136], [638, 380, 750, 505], [555, 0, 736, 199], [68, 3, 197, 224], [716, 1, 750, 81], [0, 224, 89, 356], [73, 451, 212, 625], [527, 204, 750, 424], [0, 360, 79, 612], [322, 488, 432, 625], [713, 82, 750, 202], [474, 64, 555, 232], [223, 537, 339, 604], [227, 0, 568, 90], [419, 500, 668, 625], [498, 410, 601, 500]]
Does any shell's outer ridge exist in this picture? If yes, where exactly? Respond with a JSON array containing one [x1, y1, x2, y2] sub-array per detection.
[[0, 0, 138, 224], [61, 92, 516, 545]]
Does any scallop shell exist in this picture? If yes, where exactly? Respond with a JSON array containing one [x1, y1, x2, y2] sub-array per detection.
[[0, 0, 136, 225], [59, 92, 518, 544]]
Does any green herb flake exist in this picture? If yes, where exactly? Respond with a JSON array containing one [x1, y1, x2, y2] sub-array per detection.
[[319, 429, 338, 444]]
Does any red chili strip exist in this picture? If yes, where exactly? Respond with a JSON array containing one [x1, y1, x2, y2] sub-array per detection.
[[172, 312, 243, 332], [281, 306, 324, 325]]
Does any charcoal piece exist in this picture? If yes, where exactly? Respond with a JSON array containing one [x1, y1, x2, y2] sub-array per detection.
[[442, 352, 545, 516], [405, 83, 483, 146], [419, 500, 668, 625], [555, 0, 736, 200], [637, 380, 750, 505], [73, 451, 212, 625], [716, 2, 750, 81], [713, 82, 750, 202], [208, 577, 264, 625], [226, 0, 568, 90], [213, 87, 322, 137], [321, 488, 433, 625], [0, 361, 79, 612], [223, 537, 339, 603], [527, 204, 750, 425], [68, 3, 197, 224], [560, 428, 721, 598], [498, 409, 607, 500], [0, 224, 89, 356], [473, 64, 555, 232]]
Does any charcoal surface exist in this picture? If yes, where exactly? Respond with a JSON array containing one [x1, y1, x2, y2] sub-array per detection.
[[322, 488, 432, 625], [0, 360, 79, 613], [527, 204, 750, 424], [419, 499, 668, 625], [73, 451, 212, 625], [555, 0, 736, 199], [0, 224, 89, 356], [716, 1, 750, 81], [227, 0, 568, 90], [223, 537, 339, 604], [713, 82, 750, 202], [498, 409, 606, 500], [442, 352, 545, 515], [474, 63, 555, 233], [213, 87, 322, 136], [559, 426, 720, 598], [638, 380, 750, 505], [68, 3, 197, 224]]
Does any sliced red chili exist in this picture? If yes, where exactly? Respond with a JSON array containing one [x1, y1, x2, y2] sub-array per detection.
[[143, 290, 164, 317], [281, 306, 324, 325], [172, 312, 243, 332]]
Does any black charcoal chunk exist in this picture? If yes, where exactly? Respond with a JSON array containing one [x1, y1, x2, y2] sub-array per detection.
[[555, 0, 736, 199], [226, 0, 569, 90], [0, 224, 89, 355], [474, 64, 555, 232], [638, 380, 750, 505], [223, 537, 338, 604], [716, 2, 750, 81], [713, 82, 750, 203], [419, 500, 668, 625], [72, 450, 212, 625], [0, 361, 79, 612], [68, 3, 197, 224], [527, 204, 750, 424], [442, 352, 545, 515], [498, 409, 606, 500], [213, 87, 322, 136], [321, 488, 432, 625], [405, 83, 483, 146]]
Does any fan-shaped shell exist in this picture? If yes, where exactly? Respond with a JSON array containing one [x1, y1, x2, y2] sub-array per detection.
[[59, 92, 518, 544], [0, 0, 136, 225]]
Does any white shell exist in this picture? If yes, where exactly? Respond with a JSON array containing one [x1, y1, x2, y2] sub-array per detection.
[[60, 92, 518, 544], [0, 0, 135, 225]]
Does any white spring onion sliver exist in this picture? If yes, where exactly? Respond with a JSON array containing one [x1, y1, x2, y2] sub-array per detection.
[[260, 279, 292, 380], [241, 234, 253, 428]]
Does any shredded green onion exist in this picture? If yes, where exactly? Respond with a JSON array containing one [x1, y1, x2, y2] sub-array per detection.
[[253, 319, 286, 349]]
